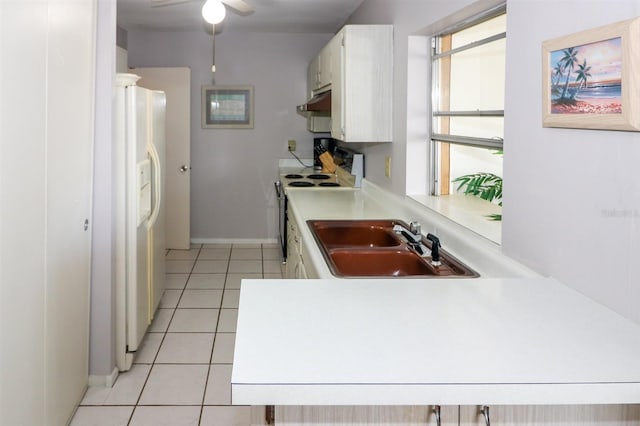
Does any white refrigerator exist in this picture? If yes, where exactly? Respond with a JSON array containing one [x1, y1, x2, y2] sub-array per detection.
[[114, 73, 166, 371]]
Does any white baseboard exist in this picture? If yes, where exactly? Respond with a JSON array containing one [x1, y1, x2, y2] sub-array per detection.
[[88, 367, 119, 388], [191, 238, 278, 245]]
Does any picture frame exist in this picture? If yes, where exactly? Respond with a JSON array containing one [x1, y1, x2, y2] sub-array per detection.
[[202, 85, 254, 129], [541, 17, 640, 131]]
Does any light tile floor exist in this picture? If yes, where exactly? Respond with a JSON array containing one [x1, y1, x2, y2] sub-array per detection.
[[71, 243, 282, 426]]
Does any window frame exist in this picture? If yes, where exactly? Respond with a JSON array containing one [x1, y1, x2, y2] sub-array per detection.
[[429, 4, 507, 197]]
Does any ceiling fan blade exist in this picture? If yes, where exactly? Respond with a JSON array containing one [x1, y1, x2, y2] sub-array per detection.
[[221, 0, 254, 14], [150, 0, 192, 7]]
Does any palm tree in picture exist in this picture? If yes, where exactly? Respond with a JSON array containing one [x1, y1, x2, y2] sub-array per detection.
[[560, 47, 578, 101], [573, 59, 592, 99], [551, 63, 564, 96]]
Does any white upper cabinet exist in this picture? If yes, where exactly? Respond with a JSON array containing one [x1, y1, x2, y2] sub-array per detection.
[[330, 25, 393, 142], [305, 25, 393, 142], [317, 43, 333, 91], [307, 42, 334, 97], [307, 55, 320, 99]]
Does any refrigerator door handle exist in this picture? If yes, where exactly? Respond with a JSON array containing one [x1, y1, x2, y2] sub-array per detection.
[[147, 142, 162, 229]]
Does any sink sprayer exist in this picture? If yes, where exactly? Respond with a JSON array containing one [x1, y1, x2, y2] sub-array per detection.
[[392, 221, 442, 266]]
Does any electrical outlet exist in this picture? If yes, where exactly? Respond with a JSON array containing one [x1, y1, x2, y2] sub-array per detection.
[[288, 140, 296, 152], [385, 156, 391, 178]]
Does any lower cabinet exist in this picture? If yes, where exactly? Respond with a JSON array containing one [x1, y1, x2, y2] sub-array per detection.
[[271, 405, 640, 425], [459, 404, 640, 425], [275, 406, 435, 425], [285, 218, 298, 279], [285, 211, 317, 279], [285, 212, 304, 279]]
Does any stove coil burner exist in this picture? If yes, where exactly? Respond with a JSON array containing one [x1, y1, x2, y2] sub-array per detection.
[[288, 181, 315, 187], [306, 174, 331, 180], [285, 174, 303, 179], [318, 182, 340, 187]]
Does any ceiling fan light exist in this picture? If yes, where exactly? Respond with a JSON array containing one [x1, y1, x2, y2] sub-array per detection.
[[202, 0, 226, 24]]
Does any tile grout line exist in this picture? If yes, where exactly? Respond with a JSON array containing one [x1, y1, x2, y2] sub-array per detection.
[[199, 243, 233, 423], [76, 244, 271, 425], [126, 245, 203, 425]]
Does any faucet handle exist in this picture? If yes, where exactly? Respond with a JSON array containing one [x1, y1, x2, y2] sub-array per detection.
[[409, 221, 421, 236]]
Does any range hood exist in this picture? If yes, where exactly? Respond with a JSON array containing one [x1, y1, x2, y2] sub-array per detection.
[[297, 90, 331, 115]]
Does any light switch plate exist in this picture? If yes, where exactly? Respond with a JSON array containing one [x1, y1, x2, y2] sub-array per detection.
[[385, 156, 391, 178]]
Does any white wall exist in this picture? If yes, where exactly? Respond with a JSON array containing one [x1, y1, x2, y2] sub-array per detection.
[[127, 30, 331, 241], [347, 0, 640, 323], [89, 0, 118, 380], [502, 0, 640, 322], [346, 0, 482, 195]]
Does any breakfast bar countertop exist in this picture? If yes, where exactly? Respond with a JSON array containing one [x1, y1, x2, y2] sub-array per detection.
[[232, 277, 640, 405], [231, 180, 640, 406]]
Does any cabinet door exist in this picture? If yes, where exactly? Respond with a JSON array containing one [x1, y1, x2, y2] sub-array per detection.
[[285, 237, 296, 278], [330, 28, 345, 140], [459, 404, 640, 425], [1, 0, 96, 424], [300, 243, 319, 279], [427, 405, 459, 426], [307, 55, 319, 98], [331, 25, 393, 142], [1, 2, 49, 423], [297, 258, 308, 279], [318, 44, 332, 89], [44, 1, 95, 423], [285, 218, 299, 279], [277, 406, 436, 425]]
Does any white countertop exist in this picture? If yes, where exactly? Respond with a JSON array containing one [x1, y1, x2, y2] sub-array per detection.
[[232, 175, 640, 405], [232, 277, 640, 405], [287, 182, 537, 279]]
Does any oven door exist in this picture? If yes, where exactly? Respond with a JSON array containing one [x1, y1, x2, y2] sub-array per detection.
[[274, 181, 287, 262]]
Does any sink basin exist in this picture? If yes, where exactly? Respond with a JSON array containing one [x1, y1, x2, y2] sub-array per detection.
[[307, 219, 479, 278], [310, 220, 401, 248], [329, 249, 436, 276]]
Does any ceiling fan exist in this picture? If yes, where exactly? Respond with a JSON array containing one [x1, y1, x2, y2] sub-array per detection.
[[150, 0, 255, 18], [150, 0, 255, 73]]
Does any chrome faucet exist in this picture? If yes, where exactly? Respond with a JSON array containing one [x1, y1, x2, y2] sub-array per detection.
[[393, 221, 443, 266], [409, 221, 421, 236], [393, 221, 427, 256]]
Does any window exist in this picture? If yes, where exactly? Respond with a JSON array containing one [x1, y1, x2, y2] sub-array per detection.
[[429, 6, 506, 233]]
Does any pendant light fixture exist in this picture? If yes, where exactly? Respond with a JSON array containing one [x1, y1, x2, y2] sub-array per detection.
[[154, 0, 254, 75], [202, 0, 226, 74], [202, 0, 226, 24]]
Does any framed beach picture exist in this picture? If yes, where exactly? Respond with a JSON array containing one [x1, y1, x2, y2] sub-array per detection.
[[202, 85, 254, 129], [542, 17, 640, 131]]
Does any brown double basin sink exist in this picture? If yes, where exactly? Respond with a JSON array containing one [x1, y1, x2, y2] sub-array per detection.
[[307, 219, 479, 278]]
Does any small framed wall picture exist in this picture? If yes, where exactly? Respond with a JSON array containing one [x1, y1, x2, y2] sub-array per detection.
[[542, 17, 640, 131], [202, 85, 254, 129]]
